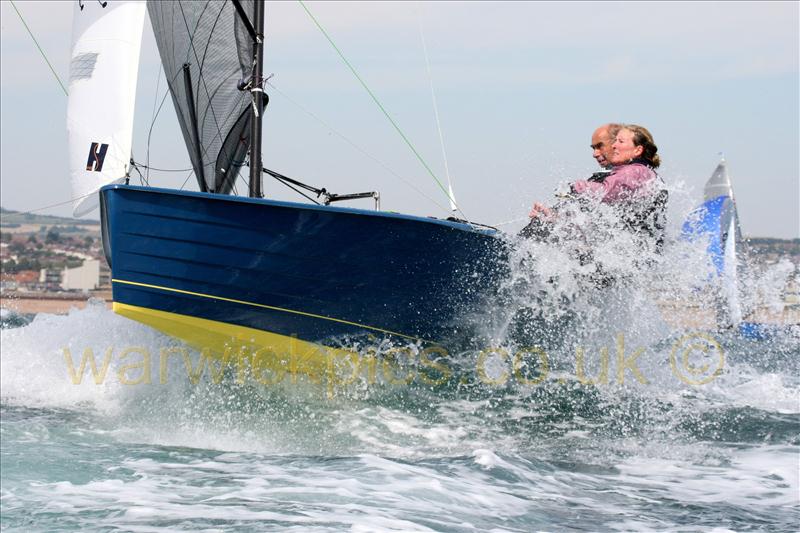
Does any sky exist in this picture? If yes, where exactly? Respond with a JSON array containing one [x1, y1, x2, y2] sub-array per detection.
[[1, 1, 798, 238]]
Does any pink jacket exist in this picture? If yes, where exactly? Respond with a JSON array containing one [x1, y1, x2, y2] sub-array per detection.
[[572, 163, 658, 204]]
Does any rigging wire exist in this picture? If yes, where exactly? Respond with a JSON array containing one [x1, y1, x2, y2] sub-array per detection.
[[143, 61, 247, 191], [9, 0, 68, 96], [267, 174, 322, 205], [179, 169, 196, 191], [5, 2, 91, 220], [297, 0, 467, 220], [265, 80, 452, 215], [140, 62, 197, 186], [146, 62, 164, 182], [131, 163, 194, 173], [129, 157, 149, 187], [1, 193, 96, 220], [418, 12, 458, 214], [237, 170, 251, 196]]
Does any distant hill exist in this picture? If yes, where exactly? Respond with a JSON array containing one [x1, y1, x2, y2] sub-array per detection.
[[746, 237, 800, 262], [0, 207, 99, 227]]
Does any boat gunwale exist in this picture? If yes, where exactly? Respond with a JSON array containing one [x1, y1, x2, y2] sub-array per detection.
[[101, 184, 500, 235]]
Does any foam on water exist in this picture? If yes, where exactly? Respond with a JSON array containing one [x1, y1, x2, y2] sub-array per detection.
[[1, 183, 798, 530], [1, 308, 798, 531], [0, 300, 173, 413]]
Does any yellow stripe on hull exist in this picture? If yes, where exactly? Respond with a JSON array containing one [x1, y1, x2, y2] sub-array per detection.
[[112, 278, 424, 342], [113, 302, 352, 378]]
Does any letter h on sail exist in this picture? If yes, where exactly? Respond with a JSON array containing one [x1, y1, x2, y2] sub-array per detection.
[[86, 142, 109, 172]]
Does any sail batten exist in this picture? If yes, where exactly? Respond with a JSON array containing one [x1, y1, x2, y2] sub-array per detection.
[[147, 0, 255, 195]]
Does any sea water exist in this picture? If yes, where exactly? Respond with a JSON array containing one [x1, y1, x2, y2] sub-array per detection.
[[2, 200, 799, 531]]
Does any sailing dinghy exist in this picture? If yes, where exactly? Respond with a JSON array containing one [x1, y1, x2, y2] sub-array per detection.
[[682, 157, 744, 330], [70, 1, 506, 372]]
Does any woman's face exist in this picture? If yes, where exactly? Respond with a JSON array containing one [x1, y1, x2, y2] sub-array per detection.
[[610, 129, 644, 165]]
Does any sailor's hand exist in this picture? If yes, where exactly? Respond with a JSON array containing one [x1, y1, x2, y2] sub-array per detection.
[[529, 202, 553, 220]]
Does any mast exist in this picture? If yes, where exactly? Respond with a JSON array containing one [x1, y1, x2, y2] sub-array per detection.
[[247, 0, 265, 198]]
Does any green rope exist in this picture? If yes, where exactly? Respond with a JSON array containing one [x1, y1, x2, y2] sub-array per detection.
[[9, 0, 68, 96], [298, 0, 462, 214]]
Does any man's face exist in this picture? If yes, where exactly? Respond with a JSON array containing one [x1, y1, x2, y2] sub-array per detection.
[[591, 127, 614, 168]]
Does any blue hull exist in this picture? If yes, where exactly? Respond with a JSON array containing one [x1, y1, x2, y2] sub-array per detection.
[[100, 185, 507, 350]]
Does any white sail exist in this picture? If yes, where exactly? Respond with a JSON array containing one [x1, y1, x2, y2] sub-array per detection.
[[68, 0, 145, 216], [721, 214, 743, 325]]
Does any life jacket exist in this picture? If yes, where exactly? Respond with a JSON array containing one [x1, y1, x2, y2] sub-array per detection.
[[587, 169, 612, 183], [588, 159, 668, 253], [520, 161, 668, 253]]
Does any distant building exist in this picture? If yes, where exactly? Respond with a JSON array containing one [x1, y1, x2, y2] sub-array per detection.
[[39, 268, 63, 291], [33, 259, 108, 293], [61, 259, 104, 292]]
